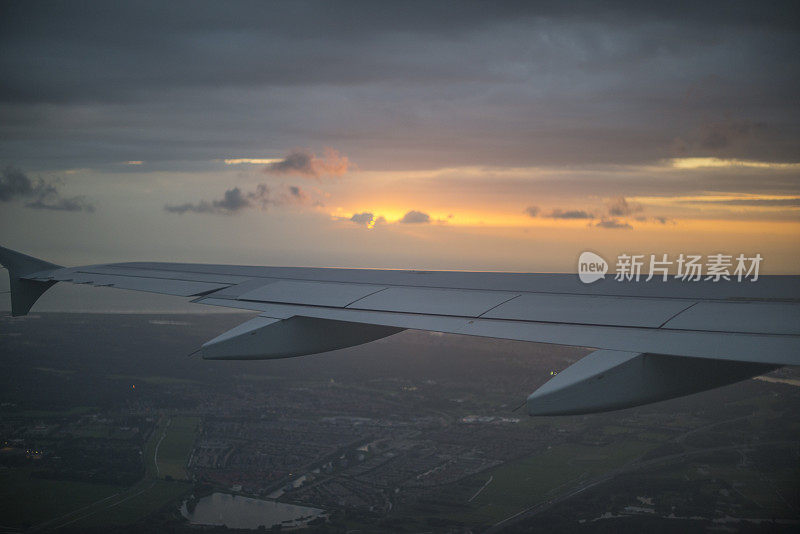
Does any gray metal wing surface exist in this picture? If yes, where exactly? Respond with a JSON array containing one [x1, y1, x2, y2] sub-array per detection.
[[2, 245, 798, 415]]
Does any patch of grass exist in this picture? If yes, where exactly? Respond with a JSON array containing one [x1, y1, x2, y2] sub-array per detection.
[[73, 479, 192, 527], [464, 440, 653, 523], [142, 418, 164, 479], [0, 467, 123, 529], [155, 416, 199, 480]]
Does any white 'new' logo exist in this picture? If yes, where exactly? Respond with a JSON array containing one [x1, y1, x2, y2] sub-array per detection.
[[578, 251, 608, 284]]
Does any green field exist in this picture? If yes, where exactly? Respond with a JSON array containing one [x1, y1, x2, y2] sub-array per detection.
[[464, 440, 654, 523], [42, 415, 199, 529], [69, 479, 192, 528], [151, 416, 200, 480], [0, 415, 200, 530], [0, 468, 123, 529], [19, 478, 193, 530]]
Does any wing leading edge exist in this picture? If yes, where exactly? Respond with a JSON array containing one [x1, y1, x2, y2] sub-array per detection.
[[2, 245, 798, 416]]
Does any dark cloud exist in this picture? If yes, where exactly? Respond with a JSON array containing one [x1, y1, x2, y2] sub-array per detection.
[[350, 212, 374, 225], [165, 187, 249, 214], [673, 119, 768, 159], [219, 187, 251, 210], [264, 148, 350, 179], [399, 210, 431, 224], [247, 184, 307, 209], [0, 165, 94, 212], [523, 206, 540, 217], [0, 166, 34, 201], [541, 198, 649, 227], [595, 218, 632, 229], [548, 209, 594, 219], [26, 197, 95, 212], [698, 121, 758, 151], [165, 183, 306, 214], [607, 197, 643, 217], [349, 212, 386, 227], [2, 2, 798, 171], [245, 184, 270, 210]]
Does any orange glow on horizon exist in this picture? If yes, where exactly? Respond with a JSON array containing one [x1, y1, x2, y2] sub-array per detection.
[[331, 206, 800, 233], [668, 157, 800, 170]]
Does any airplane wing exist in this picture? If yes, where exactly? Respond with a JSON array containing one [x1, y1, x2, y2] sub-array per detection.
[[2, 245, 798, 416]]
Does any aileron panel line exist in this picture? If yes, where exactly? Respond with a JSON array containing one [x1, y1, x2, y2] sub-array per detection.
[[662, 301, 800, 335], [348, 286, 520, 317], [237, 280, 387, 308], [482, 293, 696, 328]]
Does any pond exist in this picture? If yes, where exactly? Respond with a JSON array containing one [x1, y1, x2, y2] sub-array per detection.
[[181, 492, 324, 529]]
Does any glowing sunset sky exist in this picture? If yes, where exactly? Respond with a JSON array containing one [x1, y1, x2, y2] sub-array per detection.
[[1, 1, 798, 278]]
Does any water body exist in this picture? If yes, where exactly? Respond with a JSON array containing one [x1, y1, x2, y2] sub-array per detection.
[[181, 492, 324, 529]]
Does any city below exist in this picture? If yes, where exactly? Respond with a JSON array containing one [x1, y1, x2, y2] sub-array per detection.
[[1, 313, 798, 533]]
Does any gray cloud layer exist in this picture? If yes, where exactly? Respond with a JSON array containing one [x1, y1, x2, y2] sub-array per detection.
[[2, 2, 798, 171], [0, 166, 94, 212]]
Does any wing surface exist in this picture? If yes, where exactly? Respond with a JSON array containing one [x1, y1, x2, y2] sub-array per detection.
[[3, 245, 798, 415]]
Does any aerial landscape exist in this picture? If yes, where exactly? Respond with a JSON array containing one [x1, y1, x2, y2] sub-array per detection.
[[0, 312, 798, 532]]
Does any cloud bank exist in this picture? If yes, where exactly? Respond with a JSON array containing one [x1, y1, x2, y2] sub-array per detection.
[[0, 165, 94, 212]]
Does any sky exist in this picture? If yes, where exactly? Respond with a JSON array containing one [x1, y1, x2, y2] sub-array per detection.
[[1, 0, 799, 295]]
